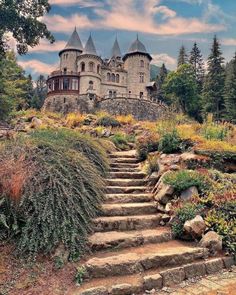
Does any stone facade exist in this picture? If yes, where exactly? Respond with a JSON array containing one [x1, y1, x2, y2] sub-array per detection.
[[43, 28, 162, 120]]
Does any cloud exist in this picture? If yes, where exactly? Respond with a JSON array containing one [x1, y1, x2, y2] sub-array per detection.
[[49, 0, 102, 7], [18, 60, 58, 75], [152, 53, 176, 69], [222, 38, 236, 46], [29, 40, 66, 53]]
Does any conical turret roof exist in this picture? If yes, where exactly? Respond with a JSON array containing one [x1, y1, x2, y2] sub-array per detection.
[[59, 28, 83, 55], [111, 37, 122, 58], [84, 34, 97, 55], [128, 35, 147, 53]]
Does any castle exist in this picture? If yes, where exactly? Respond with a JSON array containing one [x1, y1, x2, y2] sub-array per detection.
[[43, 28, 165, 121]]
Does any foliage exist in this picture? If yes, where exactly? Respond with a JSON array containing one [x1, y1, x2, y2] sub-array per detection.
[[172, 203, 204, 239], [115, 114, 135, 125], [0, 130, 108, 258], [0, 0, 54, 55], [164, 64, 200, 120], [163, 170, 211, 194], [96, 115, 120, 128], [144, 154, 160, 176], [158, 129, 182, 154], [224, 53, 236, 122], [65, 113, 86, 128], [156, 63, 169, 103], [111, 132, 129, 150], [189, 42, 205, 91], [178, 46, 188, 67], [202, 36, 225, 120], [75, 266, 87, 285], [201, 116, 229, 140], [136, 133, 159, 161], [30, 75, 47, 109]]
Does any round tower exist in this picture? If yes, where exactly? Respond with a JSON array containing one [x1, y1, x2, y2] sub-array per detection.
[[77, 34, 102, 99], [123, 35, 152, 98]]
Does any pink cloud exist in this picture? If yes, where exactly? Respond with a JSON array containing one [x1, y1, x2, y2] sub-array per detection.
[[152, 53, 176, 69], [49, 0, 102, 7], [18, 60, 58, 75], [29, 40, 66, 53]]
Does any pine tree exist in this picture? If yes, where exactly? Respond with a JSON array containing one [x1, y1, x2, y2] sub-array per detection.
[[178, 46, 188, 67], [203, 36, 225, 120], [224, 53, 236, 122], [31, 75, 47, 109], [189, 42, 205, 91], [156, 63, 168, 103]]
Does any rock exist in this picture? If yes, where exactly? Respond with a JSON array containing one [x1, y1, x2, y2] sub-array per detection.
[[31, 117, 42, 129], [160, 267, 185, 287], [165, 203, 174, 215], [184, 215, 206, 239], [184, 262, 206, 279], [154, 184, 174, 205], [180, 186, 199, 201], [169, 165, 180, 171], [80, 286, 108, 295], [205, 258, 224, 274], [111, 283, 141, 295], [162, 214, 171, 223], [199, 231, 222, 255], [144, 274, 163, 290], [222, 256, 235, 269]]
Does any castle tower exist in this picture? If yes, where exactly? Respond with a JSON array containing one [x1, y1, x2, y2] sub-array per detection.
[[111, 37, 122, 59], [59, 27, 83, 73], [77, 34, 102, 98], [123, 35, 152, 98]]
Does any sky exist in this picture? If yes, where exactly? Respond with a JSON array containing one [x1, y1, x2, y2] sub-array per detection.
[[17, 0, 236, 79]]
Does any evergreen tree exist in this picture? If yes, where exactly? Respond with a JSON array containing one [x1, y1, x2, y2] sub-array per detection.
[[224, 53, 236, 122], [189, 42, 205, 91], [178, 46, 188, 67], [0, 0, 54, 55], [203, 36, 225, 120], [156, 63, 168, 103], [31, 75, 47, 109]]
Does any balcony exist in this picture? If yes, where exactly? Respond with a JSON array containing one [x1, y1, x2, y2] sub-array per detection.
[[48, 70, 80, 79]]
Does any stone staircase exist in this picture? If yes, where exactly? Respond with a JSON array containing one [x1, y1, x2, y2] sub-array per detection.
[[78, 150, 234, 295]]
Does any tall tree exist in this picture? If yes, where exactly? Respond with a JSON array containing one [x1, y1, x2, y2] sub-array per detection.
[[202, 36, 225, 120], [156, 63, 168, 103], [224, 53, 236, 122], [31, 75, 47, 109], [0, 1, 54, 55], [178, 46, 188, 67], [189, 42, 205, 91], [164, 64, 200, 120]]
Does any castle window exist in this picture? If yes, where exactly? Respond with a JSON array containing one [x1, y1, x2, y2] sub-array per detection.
[[113, 91, 117, 98], [72, 78, 78, 90], [97, 65, 100, 74], [54, 79, 60, 91], [63, 68, 67, 74], [116, 74, 120, 83], [140, 92, 144, 98], [111, 73, 115, 82], [107, 73, 111, 81], [108, 90, 113, 98], [88, 80, 94, 90], [89, 62, 95, 72], [64, 97, 66, 103], [140, 60, 144, 67], [81, 62, 85, 72], [140, 73, 144, 83], [63, 78, 69, 90]]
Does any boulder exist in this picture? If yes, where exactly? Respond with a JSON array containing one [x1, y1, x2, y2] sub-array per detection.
[[180, 186, 199, 201], [154, 184, 174, 205], [199, 231, 222, 255], [31, 117, 42, 129], [184, 215, 206, 239]]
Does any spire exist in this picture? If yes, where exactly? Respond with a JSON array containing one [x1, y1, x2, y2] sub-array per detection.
[[64, 27, 83, 52], [111, 36, 122, 58], [84, 34, 97, 55], [128, 35, 147, 54]]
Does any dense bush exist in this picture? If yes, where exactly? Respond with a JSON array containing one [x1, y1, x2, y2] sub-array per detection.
[[158, 129, 182, 154], [96, 115, 120, 127], [163, 170, 211, 194], [111, 133, 130, 150], [0, 130, 108, 259], [136, 133, 159, 161]]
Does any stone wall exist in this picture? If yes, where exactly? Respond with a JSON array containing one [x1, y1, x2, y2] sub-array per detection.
[[98, 97, 165, 121]]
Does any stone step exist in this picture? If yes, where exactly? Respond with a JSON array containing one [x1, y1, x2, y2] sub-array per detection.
[[106, 186, 148, 194], [88, 228, 172, 251], [85, 241, 208, 279], [111, 158, 139, 164], [110, 162, 139, 169], [105, 193, 153, 204], [108, 172, 146, 179], [78, 256, 235, 295], [93, 214, 163, 232], [110, 167, 140, 173], [106, 178, 148, 187], [110, 150, 137, 159], [101, 202, 157, 216]]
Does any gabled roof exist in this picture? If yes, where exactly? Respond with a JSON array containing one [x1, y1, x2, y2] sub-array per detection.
[[59, 28, 83, 55], [84, 34, 97, 55], [128, 35, 147, 54], [111, 37, 122, 58]]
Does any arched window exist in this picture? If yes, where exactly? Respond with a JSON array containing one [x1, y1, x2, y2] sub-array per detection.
[[140, 60, 144, 67], [63, 68, 67, 74], [54, 79, 59, 91], [113, 91, 117, 98], [116, 74, 120, 83], [107, 73, 111, 81], [63, 78, 69, 90], [89, 62, 95, 72], [88, 80, 94, 90], [140, 72, 144, 83], [81, 62, 85, 72], [111, 73, 115, 82], [97, 65, 100, 74], [108, 90, 113, 98]]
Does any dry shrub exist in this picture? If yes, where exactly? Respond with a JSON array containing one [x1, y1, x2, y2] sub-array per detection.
[[0, 153, 33, 202], [115, 115, 136, 125], [65, 113, 86, 128]]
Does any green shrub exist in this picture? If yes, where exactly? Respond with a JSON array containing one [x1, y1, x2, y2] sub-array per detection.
[[111, 133, 129, 150], [0, 131, 106, 259], [172, 203, 204, 239], [136, 133, 159, 161], [145, 154, 160, 176], [96, 115, 120, 127], [163, 170, 211, 194], [201, 124, 229, 141], [158, 129, 182, 154]]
